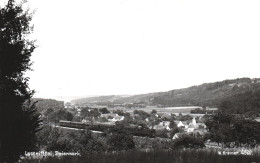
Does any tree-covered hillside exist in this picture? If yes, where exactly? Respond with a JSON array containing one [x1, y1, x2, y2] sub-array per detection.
[[71, 95, 127, 105], [72, 78, 260, 109], [152, 78, 260, 107]]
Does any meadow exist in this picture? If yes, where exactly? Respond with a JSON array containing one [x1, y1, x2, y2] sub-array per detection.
[[124, 106, 201, 115]]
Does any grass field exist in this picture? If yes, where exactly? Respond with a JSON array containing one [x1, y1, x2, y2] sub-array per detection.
[[124, 106, 204, 116]]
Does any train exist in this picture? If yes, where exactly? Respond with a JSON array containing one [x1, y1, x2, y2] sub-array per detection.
[[59, 120, 155, 137]]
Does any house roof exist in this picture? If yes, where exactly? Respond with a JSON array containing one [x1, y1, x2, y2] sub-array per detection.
[[188, 123, 196, 128], [255, 117, 260, 122], [182, 121, 188, 125]]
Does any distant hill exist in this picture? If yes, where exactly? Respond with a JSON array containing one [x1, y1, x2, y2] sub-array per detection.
[[72, 78, 260, 108], [32, 98, 64, 113], [71, 95, 130, 105]]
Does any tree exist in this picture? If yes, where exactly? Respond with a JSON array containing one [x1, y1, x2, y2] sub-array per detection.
[[133, 110, 150, 120], [81, 107, 90, 118], [151, 109, 157, 114], [0, 1, 41, 162], [179, 115, 193, 121], [90, 108, 101, 118], [47, 109, 71, 122], [115, 116, 133, 126], [99, 107, 110, 114], [205, 112, 234, 146], [155, 129, 169, 138], [113, 109, 125, 116], [169, 120, 177, 129], [44, 108, 54, 116], [205, 111, 260, 147], [66, 112, 73, 121], [107, 127, 135, 151]]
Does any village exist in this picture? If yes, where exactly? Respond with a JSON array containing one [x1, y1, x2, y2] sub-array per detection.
[[52, 102, 212, 140]]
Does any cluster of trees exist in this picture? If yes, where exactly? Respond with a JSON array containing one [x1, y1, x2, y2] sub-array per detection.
[[151, 78, 260, 107], [205, 112, 260, 148], [80, 108, 101, 119], [175, 113, 193, 121], [36, 124, 135, 152], [99, 107, 110, 114], [37, 125, 106, 152], [190, 108, 206, 114], [36, 124, 206, 153], [43, 108, 74, 123], [218, 87, 260, 117], [112, 109, 130, 117], [203, 84, 260, 148]]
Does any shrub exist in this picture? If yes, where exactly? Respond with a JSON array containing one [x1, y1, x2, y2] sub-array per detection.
[[172, 134, 205, 149]]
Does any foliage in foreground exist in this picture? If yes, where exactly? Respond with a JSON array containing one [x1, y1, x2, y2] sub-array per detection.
[[0, 0, 41, 162], [20, 149, 260, 163], [36, 124, 135, 152]]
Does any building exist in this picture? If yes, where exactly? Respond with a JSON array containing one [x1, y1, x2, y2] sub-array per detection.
[[176, 121, 188, 128], [109, 116, 124, 122]]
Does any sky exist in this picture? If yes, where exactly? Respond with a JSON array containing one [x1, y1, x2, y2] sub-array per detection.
[[6, 0, 260, 100]]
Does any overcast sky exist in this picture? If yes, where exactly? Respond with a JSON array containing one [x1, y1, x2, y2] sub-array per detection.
[[15, 0, 260, 99]]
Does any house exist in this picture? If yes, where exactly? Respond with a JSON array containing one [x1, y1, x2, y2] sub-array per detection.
[[109, 116, 124, 122], [172, 133, 183, 140], [187, 123, 196, 132], [82, 117, 94, 123], [159, 121, 170, 127], [176, 121, 188, 128], [192, 117, 196, 126], [154, 121, 172, 131], [186, 117, 200, 132]]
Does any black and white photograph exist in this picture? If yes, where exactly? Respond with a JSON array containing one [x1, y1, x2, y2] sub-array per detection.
[[1, 0, 260, 162]]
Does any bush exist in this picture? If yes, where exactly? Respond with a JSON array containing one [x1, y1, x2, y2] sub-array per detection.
[[172, 134, 205, 149], [155, 129, 170, 138]]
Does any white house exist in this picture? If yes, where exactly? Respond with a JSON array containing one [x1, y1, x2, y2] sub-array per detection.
[[109, 116, 124, 122], [159, 121, 170, 127], [187, 123, 196, 132], [172, 133, 182, 140], [176, 121, 189, 128]]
